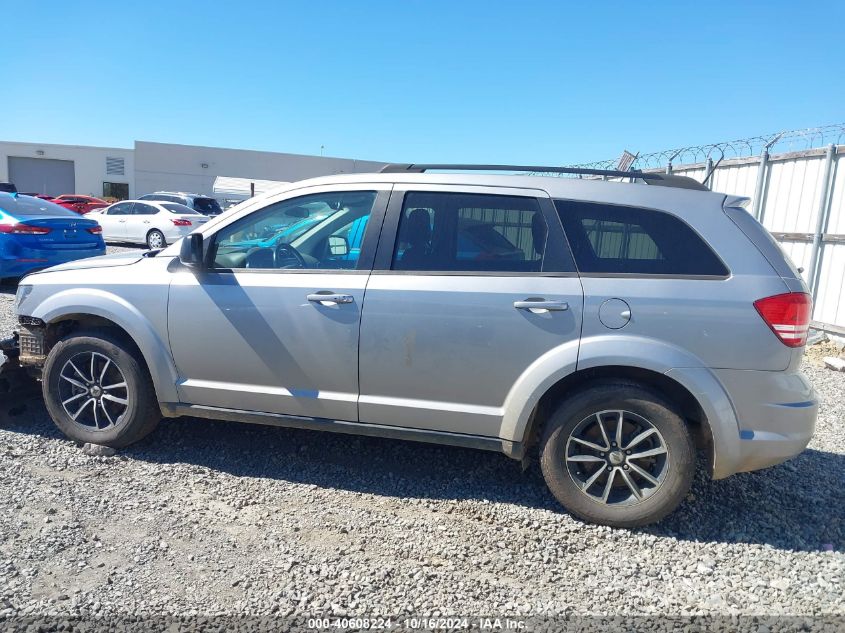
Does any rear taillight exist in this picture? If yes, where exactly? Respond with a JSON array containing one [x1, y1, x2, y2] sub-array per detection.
[[0, 223, 52, 235], [753, 292, 812, 347], [171, 219, 192, 226], [87, 226, 102, 234]]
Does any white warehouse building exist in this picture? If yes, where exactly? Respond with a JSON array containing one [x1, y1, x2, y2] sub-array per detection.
[[0, 139, 386, 200]]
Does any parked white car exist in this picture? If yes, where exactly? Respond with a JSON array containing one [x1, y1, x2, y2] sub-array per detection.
[[87, 201, 209, 249]]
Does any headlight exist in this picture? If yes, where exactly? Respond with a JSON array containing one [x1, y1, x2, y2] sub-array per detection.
[[15, 284, 33, 310]]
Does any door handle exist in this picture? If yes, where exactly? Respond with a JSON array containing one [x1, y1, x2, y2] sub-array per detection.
[[514, 299, 569, 313], [307, 293, 354, 305]]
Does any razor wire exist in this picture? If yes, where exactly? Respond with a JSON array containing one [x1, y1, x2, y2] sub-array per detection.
[[568, 123, 845, 172]]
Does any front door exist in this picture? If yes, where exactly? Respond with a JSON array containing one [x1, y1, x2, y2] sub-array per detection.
[[98, 202, 132, 240], [167, 185, 389, 421], [124, 202, 159, 242], [358, 185, 584, 438]]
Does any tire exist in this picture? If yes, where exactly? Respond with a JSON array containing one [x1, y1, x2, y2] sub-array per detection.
[[146, 229, 166, 249], [539, 382, 695, 528], [42, 330, 161, 448]]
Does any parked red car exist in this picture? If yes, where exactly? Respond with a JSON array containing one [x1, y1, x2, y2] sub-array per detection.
[[52, 195, 108, 215]]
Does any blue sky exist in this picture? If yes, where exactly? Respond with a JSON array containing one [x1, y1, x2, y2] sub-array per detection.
[[3, 1, 843, 165]]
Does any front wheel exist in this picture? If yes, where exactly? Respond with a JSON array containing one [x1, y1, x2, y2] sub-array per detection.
[[42, 331, 161, 448], [146, 229, 166, 249], [540, 382, 695, 528]]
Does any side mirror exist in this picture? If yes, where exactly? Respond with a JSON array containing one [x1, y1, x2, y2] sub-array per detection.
[[328, 235, 349, 256], [179, 233, 205, 269]]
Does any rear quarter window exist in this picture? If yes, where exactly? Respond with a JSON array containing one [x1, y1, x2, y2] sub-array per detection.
[[193, 197, 222, 214], [554, 200, 728, 276], [162, 202, 200, 215]]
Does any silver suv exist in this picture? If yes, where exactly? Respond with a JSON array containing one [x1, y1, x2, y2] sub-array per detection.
[[138, 192, 223, 217], [12, 164, 818, 527]]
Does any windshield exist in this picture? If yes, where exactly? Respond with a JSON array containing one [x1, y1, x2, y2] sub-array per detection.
[[272, 210, 335, 244], [0, 194, 80, 217], [194, 197, 222, 215], [162, 202, 201, 215]]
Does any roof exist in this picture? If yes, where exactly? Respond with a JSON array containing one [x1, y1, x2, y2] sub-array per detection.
[[265, 170, 723, 202], [148, 191, 210, 198], [380, 163, 709, 191]]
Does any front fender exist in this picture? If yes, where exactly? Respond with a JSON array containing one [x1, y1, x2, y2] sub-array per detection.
[[30, 287, 179, 404]]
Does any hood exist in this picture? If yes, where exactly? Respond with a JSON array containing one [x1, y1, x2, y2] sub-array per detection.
[[39, 250, 146, 273]]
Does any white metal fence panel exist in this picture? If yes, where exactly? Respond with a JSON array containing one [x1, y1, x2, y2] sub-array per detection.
[[779, 240, 816, 279], [671, 167, 707, 183], [761, 154, 828, 234], [709, 162, 759, 200], [814, 244, 845, 326], [826, 153, 845, 233], [809, 151, 845, 326]]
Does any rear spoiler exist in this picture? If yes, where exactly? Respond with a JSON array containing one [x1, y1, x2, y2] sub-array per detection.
[[723, 195, 751, 209]]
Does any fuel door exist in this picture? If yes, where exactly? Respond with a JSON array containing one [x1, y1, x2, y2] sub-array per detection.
[[599, 298, 631, 329]]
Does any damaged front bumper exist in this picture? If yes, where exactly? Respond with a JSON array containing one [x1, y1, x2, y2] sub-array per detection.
[[0, 332, 41, 400], [0, 333, 19, 373], [0, 333, 21, 392]]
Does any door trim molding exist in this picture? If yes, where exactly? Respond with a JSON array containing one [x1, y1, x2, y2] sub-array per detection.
[[160, 402, 524, 459]]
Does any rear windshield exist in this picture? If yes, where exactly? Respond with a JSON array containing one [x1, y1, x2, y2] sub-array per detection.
[[193, 197, 222, 214], [162, 202, 200, 215], [0, 194, 80, 217], [140, 193, 179, 203]]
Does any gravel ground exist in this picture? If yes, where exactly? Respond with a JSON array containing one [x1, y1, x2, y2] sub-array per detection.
[[0, 251, 842, 625]]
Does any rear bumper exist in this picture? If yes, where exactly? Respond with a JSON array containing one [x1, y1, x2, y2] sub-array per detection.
[[713, 368, 817, 475], [163, 226, 197, 242], [0, 247, 106, 277]]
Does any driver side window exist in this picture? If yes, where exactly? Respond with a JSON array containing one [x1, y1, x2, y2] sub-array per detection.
[[108, 202, 132, 216], [211, 191, 377, 271]]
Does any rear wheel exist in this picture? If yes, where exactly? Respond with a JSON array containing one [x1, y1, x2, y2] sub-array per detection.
[[42, 331, 160, 448], [146, 229, 166, 249], [540, 382, 695, 527]]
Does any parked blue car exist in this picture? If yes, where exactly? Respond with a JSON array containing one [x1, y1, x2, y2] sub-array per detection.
[[0, 193, 105, 280]]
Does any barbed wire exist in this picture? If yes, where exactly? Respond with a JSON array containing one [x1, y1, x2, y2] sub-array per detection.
[[567, 123, 845, 171]]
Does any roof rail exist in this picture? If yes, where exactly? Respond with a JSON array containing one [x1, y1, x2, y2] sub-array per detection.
[[379, 164, 710, 191]]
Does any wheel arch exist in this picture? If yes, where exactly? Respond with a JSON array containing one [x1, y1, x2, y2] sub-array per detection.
[[31, 291, 179, 405], [521, 365, 713, 465], [500, 335, 741, 478]]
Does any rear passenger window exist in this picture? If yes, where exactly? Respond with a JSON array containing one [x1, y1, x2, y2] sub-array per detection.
[[132, 203, 158, 216], [392, 192, 568, 273], [554, 200, 728, 276]]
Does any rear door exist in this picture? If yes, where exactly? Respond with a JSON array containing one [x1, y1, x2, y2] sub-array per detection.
[[358, 184, 583, 437]]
